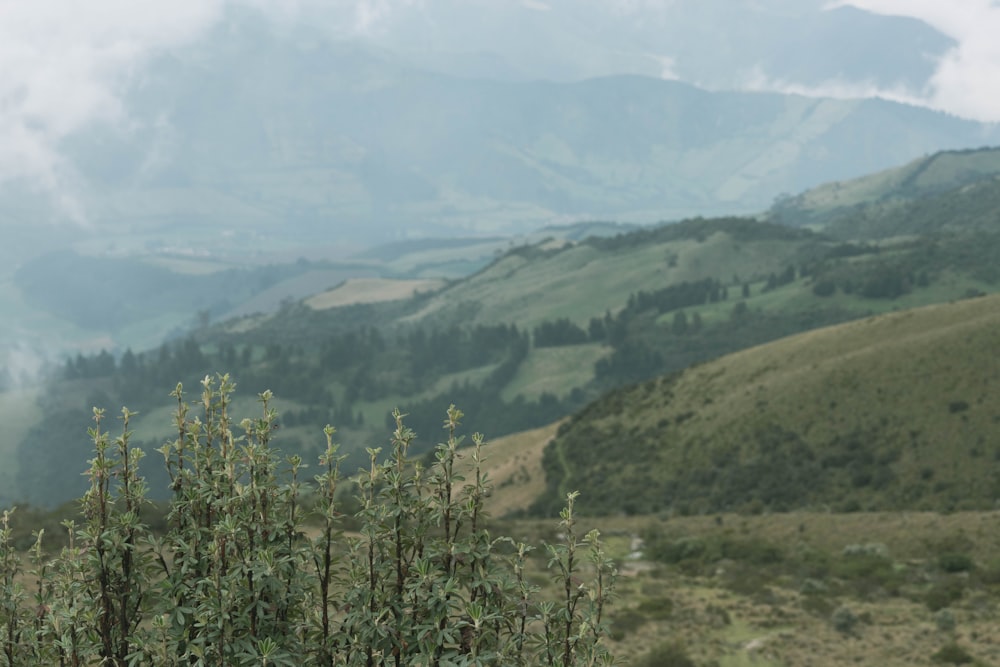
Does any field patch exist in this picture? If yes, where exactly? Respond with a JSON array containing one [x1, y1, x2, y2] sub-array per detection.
[[305, 278, 446, 310], [502, 344, 608, 401]]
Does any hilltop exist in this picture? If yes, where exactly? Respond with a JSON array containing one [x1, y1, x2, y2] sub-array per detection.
[[535, 293, 1000, 516]]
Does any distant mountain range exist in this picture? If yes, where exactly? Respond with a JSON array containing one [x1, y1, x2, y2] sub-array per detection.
[[0, 7, 994, 259]]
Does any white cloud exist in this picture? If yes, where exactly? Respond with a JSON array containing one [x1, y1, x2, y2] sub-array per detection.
[[521, 0, 552, 11], [648, 54, 680, 81], [0, 0, 230, 222], [0, 0, 429, 223], [833, 0, 1000, 122], [742, 66, 923, 106]]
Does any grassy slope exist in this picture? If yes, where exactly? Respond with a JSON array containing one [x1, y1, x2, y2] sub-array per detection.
[[541, 293, 1000, 515], [771, 146, 1000, 233], [453, 421, 559, 518], [403, 230, 808, 330], [500, 344, 608, 401]]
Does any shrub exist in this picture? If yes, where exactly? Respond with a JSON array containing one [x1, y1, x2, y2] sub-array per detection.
[[0, 376, 618, 666], [608, 609, 648, 640], [831, 605, 859, 635], [925, 578, 967, 612], [637, 596, 674, 620], [934, 608, 957, 632], [632, 641, 697, 667], [938, 552, 975, 573], [931, 642, 974, 664]]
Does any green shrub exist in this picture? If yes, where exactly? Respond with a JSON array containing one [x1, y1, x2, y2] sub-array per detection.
[[608, 609, 648, 640], [931, 642, 974, 664], [934, 608, 957, 633], [925, 578, 967, 612], [831, 549, 902, 598], [632, 641, 697, 667], [938, 552, 975, 573], [637, 596, 674, 620], [831, 605, 859, 635], [0, 376, 618, 666]]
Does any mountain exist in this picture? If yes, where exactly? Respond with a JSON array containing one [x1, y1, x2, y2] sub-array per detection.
[[353, 0, 951, 92], [1, 10, 994, 256], [534, 293, 1000, 516]]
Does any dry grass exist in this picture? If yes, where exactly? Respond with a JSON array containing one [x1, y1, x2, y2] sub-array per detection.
[[305, 278, 446, 310], [453, 421, 559, 517], [499, 511, 1000, 667]]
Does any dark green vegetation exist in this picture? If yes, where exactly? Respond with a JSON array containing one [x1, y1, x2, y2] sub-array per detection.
[[0, 378, 616, 665]]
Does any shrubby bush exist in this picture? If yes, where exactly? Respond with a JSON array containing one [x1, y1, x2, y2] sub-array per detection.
[[0, 375, 617, 666], [931, 641, 974, 664], [631, 641, 696, 667], [830, 605, 859, 636]]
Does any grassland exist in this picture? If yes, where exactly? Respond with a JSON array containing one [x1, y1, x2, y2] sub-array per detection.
[[500, 344, 608, 401], [459, 437, 1000, 666], [453, 421, 559, 517], [403, 229, 811, 330], [772, 146, 1000, 228], [541, 292, 1000, 515]]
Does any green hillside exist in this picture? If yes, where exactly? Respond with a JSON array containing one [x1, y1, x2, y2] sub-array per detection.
[[535, 293, 1000, 516], [770, 146, 1000, 237]]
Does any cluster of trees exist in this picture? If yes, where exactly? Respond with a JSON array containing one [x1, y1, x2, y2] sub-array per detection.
[[22, 318, 567, 505], [1, 378, 617, 665]]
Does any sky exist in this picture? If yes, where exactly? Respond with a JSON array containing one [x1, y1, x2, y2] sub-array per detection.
[[1, 0, 999, 217]]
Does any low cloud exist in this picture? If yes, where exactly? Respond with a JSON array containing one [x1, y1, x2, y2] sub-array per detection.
[[832, 0, 1000, 122], [648, 54, 680, 81], [0, 1, 430, 223], [742, 66, 924, 107], [0, 1, 231, 222]]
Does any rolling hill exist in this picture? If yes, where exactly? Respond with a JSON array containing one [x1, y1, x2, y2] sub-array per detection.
[[535, 293, 1000, 516], [770, 146, 1000, 237], [7, 146, 1000, 507]]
